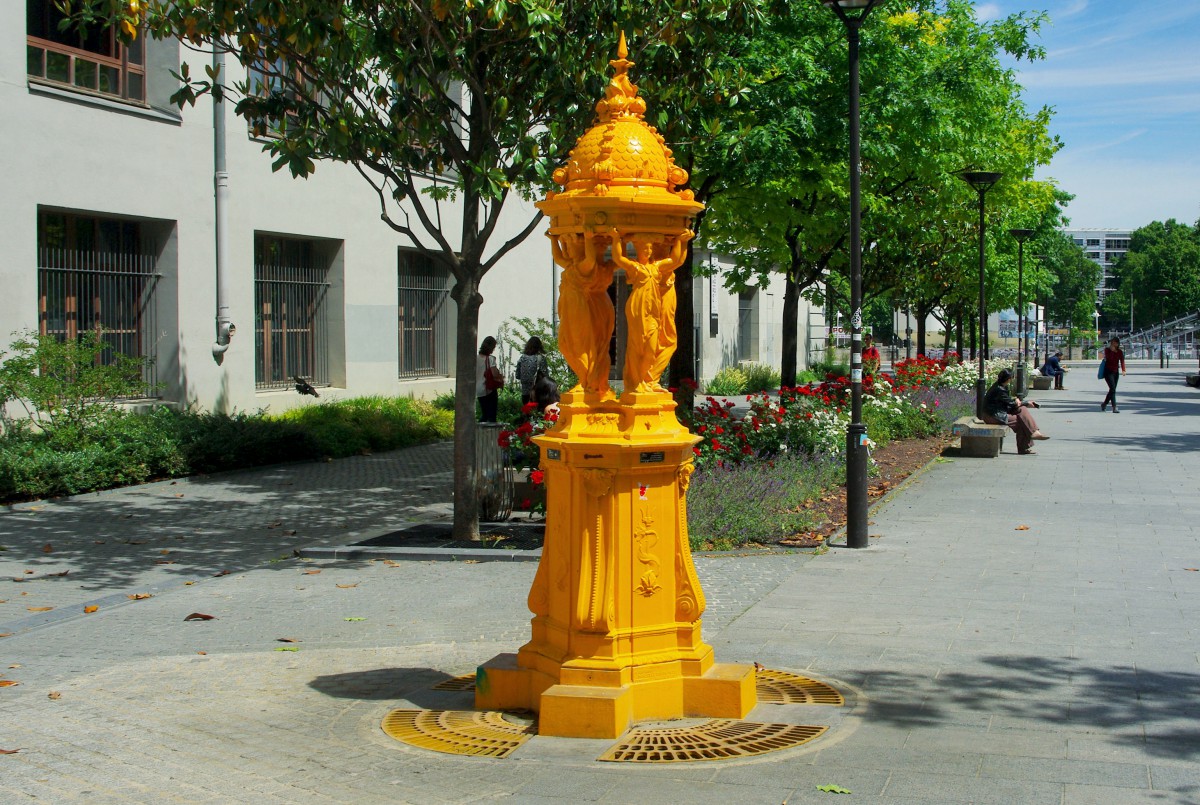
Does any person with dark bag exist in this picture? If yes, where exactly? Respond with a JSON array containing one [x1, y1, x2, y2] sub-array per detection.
[[982, 368, 1049, 455], [1100, 337, 1127, 413], [515, 337, 548, 407], [477, 336, 502, 422]]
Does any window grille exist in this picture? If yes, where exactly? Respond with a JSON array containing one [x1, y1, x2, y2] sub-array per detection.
[[26, 0, 146, 103], [36, 212, 160, 398], [397, 250, 451, 379], [254, 235, 330, 390]]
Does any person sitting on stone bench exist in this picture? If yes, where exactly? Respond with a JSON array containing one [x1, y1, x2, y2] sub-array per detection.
[[983, 368, 1049, 456], [1040, 351, 1068, 389]]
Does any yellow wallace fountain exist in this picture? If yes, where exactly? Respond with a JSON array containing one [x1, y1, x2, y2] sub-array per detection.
[[475, 34, 757, 739]]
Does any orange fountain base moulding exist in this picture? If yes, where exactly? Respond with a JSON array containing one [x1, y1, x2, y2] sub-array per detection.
[[476, 652, 756, 739]]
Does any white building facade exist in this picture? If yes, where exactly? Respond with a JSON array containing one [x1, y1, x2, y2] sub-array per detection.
[[3, 5, 810, 416]]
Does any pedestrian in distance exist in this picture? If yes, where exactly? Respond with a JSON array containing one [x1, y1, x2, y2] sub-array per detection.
[[1041, 351, 1068, 389], [983, 368, 1050, 455], [515, 336, 548, 408], [477, 336, 502, 423], [862, 333, 881, 377], [1100, 336, 1127, 413]]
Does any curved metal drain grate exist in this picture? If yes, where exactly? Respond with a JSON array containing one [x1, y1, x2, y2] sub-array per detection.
[[430, 674, 477, 692], [597, 719, 827, 763], [381, 709, 534, 758], [755, 669, 844, 706]]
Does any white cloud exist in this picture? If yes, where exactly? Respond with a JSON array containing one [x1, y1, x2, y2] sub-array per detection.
[[1038, 159, 1200, 229], [976, 3, 1002, 22], [1021, 62, 1200, 89]]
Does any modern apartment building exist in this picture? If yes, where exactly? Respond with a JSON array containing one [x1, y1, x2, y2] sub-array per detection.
[[4, 4, 810, 416], [1060, 227, 1132, 300]]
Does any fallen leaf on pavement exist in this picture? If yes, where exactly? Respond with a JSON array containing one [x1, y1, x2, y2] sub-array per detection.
[[0, 680, 19, 687], [183, 613, 215, 621], [1015, 524, 1031, 531], [7, 664, 18, 669], [344, 617, 366, 622], [336, 583, 358, 589], [213, 570, 230, 577], [816, 784, 851, 794], [302, 570, 321, 575], [174, 494, 184, 498], [196, 651, 207, 655], [276, 637, 301, 643], [266, 521, 282, 529], [127, 593, 153, 600], [27, 606, 53, 612], [159, 550, 171, 555], [0, 748, 21, 754], [48, 692, 61, 700], [274, 646, 299, 652], [283, 530, 297, 536], [1186, 568, 1199, 572], [42, 544, 53, 553], [0, 634, 11, 639], [83, 606, 98, 614]]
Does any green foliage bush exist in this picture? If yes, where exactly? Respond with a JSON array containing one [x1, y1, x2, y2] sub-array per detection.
[[0, 395, 453, 504], [704, 366, 747, 396], [740, 363, 781, 393], [0, 329, 151, 435]]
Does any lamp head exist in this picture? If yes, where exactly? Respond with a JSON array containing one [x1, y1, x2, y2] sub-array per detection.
[[957, 170, 1003, 193], [1155, 288, 1170, 296], [822, 0, 878, 6], [1008, 228, 1035, 242]]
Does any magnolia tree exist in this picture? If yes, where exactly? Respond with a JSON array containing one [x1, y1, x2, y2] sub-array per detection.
[[75, 0, 764, 539]]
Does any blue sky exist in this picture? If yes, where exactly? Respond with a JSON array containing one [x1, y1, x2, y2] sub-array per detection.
[[979, 0, 1200, 230]]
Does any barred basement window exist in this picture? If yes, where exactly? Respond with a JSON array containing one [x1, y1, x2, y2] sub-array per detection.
[[397, 250, 452, 379], [26, 0, 146, 103], [254, 235, 330, 391], [36, 211, 160, 398], [738, 289, 759, 362]]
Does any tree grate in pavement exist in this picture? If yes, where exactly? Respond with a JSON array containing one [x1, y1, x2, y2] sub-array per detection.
[[430, 674, 477, 691], [380, 709, 534, 758], [597, 720, 827, 763], [755, 669, 845, 706]]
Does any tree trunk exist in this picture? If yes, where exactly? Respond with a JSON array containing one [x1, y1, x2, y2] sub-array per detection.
[[916, 302, 929, 355], [451, 280, 484, 541], [669, 239, 696, 412], [955, 306, 964, 358], [780, 273, 800, 387]]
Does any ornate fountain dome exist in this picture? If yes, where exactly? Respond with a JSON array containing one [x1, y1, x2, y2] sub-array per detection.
[[545, 33, 695, 204]]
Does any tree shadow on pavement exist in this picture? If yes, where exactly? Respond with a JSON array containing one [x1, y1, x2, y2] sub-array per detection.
[[309, 666, 469, 708], [857, 654, 1200, 763], [0, 442, 454, 594]]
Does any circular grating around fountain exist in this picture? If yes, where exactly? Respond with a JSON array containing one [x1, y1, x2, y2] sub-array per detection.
[[430, 674, 477, 692], [381, 709, 534, 758], [755, 669, 844, 706], [597, 719, 827, 763]]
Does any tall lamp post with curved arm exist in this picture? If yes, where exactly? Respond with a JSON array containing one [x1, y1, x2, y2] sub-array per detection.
[[958, 170, 1003, 421], [822, 0, 881, 550], [1008, 228, 1034, 396]]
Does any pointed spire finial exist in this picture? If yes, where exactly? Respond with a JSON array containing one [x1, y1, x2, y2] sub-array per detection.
[[597, 33, 646, 122]]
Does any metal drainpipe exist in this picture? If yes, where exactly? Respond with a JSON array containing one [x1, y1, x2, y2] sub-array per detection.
[[211, 45, 235, 362]]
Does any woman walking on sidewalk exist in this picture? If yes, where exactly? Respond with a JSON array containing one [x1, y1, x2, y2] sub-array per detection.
[[983, 368, 1050, 455], [1100, 336, 1127, 413]]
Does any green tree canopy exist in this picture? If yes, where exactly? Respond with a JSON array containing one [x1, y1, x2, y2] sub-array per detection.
[[1104, 219, 1200, 330]]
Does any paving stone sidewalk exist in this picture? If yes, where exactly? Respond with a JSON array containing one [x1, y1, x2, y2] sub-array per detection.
[[1, 361, 1198, 803]]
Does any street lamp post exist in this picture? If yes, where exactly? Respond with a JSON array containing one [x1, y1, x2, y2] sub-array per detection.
[[823, 0, 881, 550], [958, 170, 1003, 421], [1066, 297, 1076, 361], [1156, 288, 1169, 368], [1008, 228, 1034, 396]]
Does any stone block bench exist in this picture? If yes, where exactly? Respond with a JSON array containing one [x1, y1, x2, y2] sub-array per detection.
[[1030, 376, 1053, 390], [1186, 374, 1200, 389], [951, 416, 1007, 458]]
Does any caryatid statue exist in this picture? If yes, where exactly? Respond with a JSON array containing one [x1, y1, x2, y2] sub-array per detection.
[[550, 231, 615, 395], [610, 230, 692, 393]]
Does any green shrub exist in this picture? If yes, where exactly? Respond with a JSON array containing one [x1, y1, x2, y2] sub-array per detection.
[[794, 369, 821, 385], [704, 366, 746, 396], [0, 329, 151, 436], [740, 363, 781, 394], [809, 360, 850, 379], [274, 395, 452, 458]]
